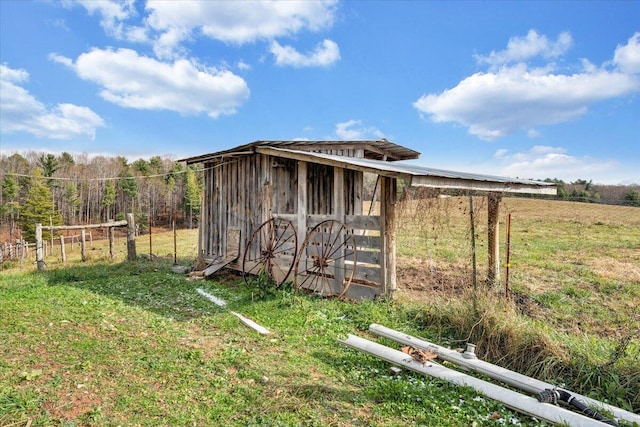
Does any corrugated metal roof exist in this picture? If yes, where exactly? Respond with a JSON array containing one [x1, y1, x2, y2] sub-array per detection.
[[179, 139, 420, 164], [256, 146, 557, 195], [180, 140, 555, 195]]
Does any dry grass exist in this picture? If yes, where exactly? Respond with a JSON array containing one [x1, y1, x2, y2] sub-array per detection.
[[392, 194, 640, 412]]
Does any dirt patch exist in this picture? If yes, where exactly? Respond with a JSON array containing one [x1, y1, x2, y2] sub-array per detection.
[[44, 386, 104, 422], [509, 290, 546, 318], [397, 257, 473, 296]]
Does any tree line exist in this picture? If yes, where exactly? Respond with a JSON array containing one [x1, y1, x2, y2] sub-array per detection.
[[0, 152, 202, 242], [543, 178, 640, 206]]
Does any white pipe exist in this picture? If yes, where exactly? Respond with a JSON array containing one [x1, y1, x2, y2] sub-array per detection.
[[230, 311, 271, 335], [369, 323, 639, 425], [339, 334, 611, 426]]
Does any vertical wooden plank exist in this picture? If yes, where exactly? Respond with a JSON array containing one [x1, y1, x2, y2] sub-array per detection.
[[297, 161, 308, 277], [214, 162, 221, 258], [380, 177, 397, 298], [353, 170, 363, 215], [81, 228, 87, 262], [239, 157, 246, 258], [35, 223, 44, 271], [60, 235, 67, 263], [223, 161, 230, 255], [333, 167, 345, 287], [126, 212, 137, 261], [247, 156, 256, 260], [262, 154, 272, 240], [487, 192, 502, 285], [334, 167, 345, 222], [109, 227, 115, 260]]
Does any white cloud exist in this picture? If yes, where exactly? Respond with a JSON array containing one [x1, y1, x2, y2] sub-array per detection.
[[335, 120, 384, 140], [0, 64, 105, 140], [494, 145, 616, 180], [414, 31, 640, 140], [145, 0, 338, 58], [475, 30, 572, 67], [65, 0, 136, 39], [53, 48, 250, 118], [237, 60, 251, 71], [613, 32, 640, 74], [270, 39, 340, 68]]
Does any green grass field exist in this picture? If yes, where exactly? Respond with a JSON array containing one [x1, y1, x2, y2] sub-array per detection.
[[1, 197, 639, 426]]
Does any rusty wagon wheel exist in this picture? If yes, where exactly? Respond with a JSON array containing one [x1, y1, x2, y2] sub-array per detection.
[[294, 220, 357, 298], [242, 218, 297, 287]]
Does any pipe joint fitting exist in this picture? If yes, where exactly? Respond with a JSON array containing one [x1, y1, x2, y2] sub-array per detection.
[[462, 343, 477, 359]]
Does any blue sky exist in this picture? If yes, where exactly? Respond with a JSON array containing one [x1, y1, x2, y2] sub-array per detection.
[[1, 1, 638, 184]]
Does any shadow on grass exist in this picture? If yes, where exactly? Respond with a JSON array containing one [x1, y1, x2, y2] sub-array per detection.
[[40, 257, 248, 321]]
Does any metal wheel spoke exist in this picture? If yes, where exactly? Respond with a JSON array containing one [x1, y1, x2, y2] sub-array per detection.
[[243, 218, 297, 287], [294, 220, 357, 298]]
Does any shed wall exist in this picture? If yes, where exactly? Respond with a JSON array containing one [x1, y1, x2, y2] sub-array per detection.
[[198, 152, 385, 298]]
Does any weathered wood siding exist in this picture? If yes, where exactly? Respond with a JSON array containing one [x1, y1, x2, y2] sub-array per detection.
[[199, 150, 386, 297], [200, 155, 272, 266]]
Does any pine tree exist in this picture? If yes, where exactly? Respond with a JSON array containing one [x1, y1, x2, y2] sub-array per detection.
[[118, 171, 138, 214], [62, 182, 80, 224], [102, 180, 116, 221], [19, 169, 62, 241]]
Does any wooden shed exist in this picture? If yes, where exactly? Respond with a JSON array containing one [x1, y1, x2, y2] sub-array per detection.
[[181, 140, 555, 299]]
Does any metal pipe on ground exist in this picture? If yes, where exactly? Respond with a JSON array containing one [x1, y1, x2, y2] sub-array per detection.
[[339, 334, 611, 427], [368, 323, 639, 425]]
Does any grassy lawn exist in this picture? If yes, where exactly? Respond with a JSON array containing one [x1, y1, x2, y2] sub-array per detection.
[[2, 259, 538, 426], [2, 197, 639, 425]]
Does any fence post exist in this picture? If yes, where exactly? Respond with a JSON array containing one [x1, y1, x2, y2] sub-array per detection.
[[126, 213, 137, 261], [36, 223, 45, 271], [60, 235, 67, 263], [487, 192, 502, 285], [109, 226, 115, 260], [80, 229, 87, 262]]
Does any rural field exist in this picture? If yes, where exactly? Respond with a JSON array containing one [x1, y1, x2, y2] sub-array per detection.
[[1, 197, 639, 426]]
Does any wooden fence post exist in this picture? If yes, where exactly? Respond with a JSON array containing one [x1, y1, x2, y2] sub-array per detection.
[[80, 229, 87, 262], [487, 192, 502, 285], [109, 226, 115, 260], [36, 223, 45, 271], [381, 176, 397, 298], [60, 235, 66, 263], [126, 213, 137, 261]]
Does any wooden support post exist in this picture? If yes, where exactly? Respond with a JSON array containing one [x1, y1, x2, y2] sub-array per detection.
[[173, 220, 177, 265], [380, 177, 397, 298], [333, 167, 345, 290], [20, 241, 25, 268], [109, 227, 115, 260], [49, 216, 54, 255], [60, 235, 66, 263], [297, 161, 308, 277], [80, 229, 87, 262], [126, 213, 137, 261], [487, 192, 502, 285], [469, 194, 478, 292], [35, 223, 45, 271]]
